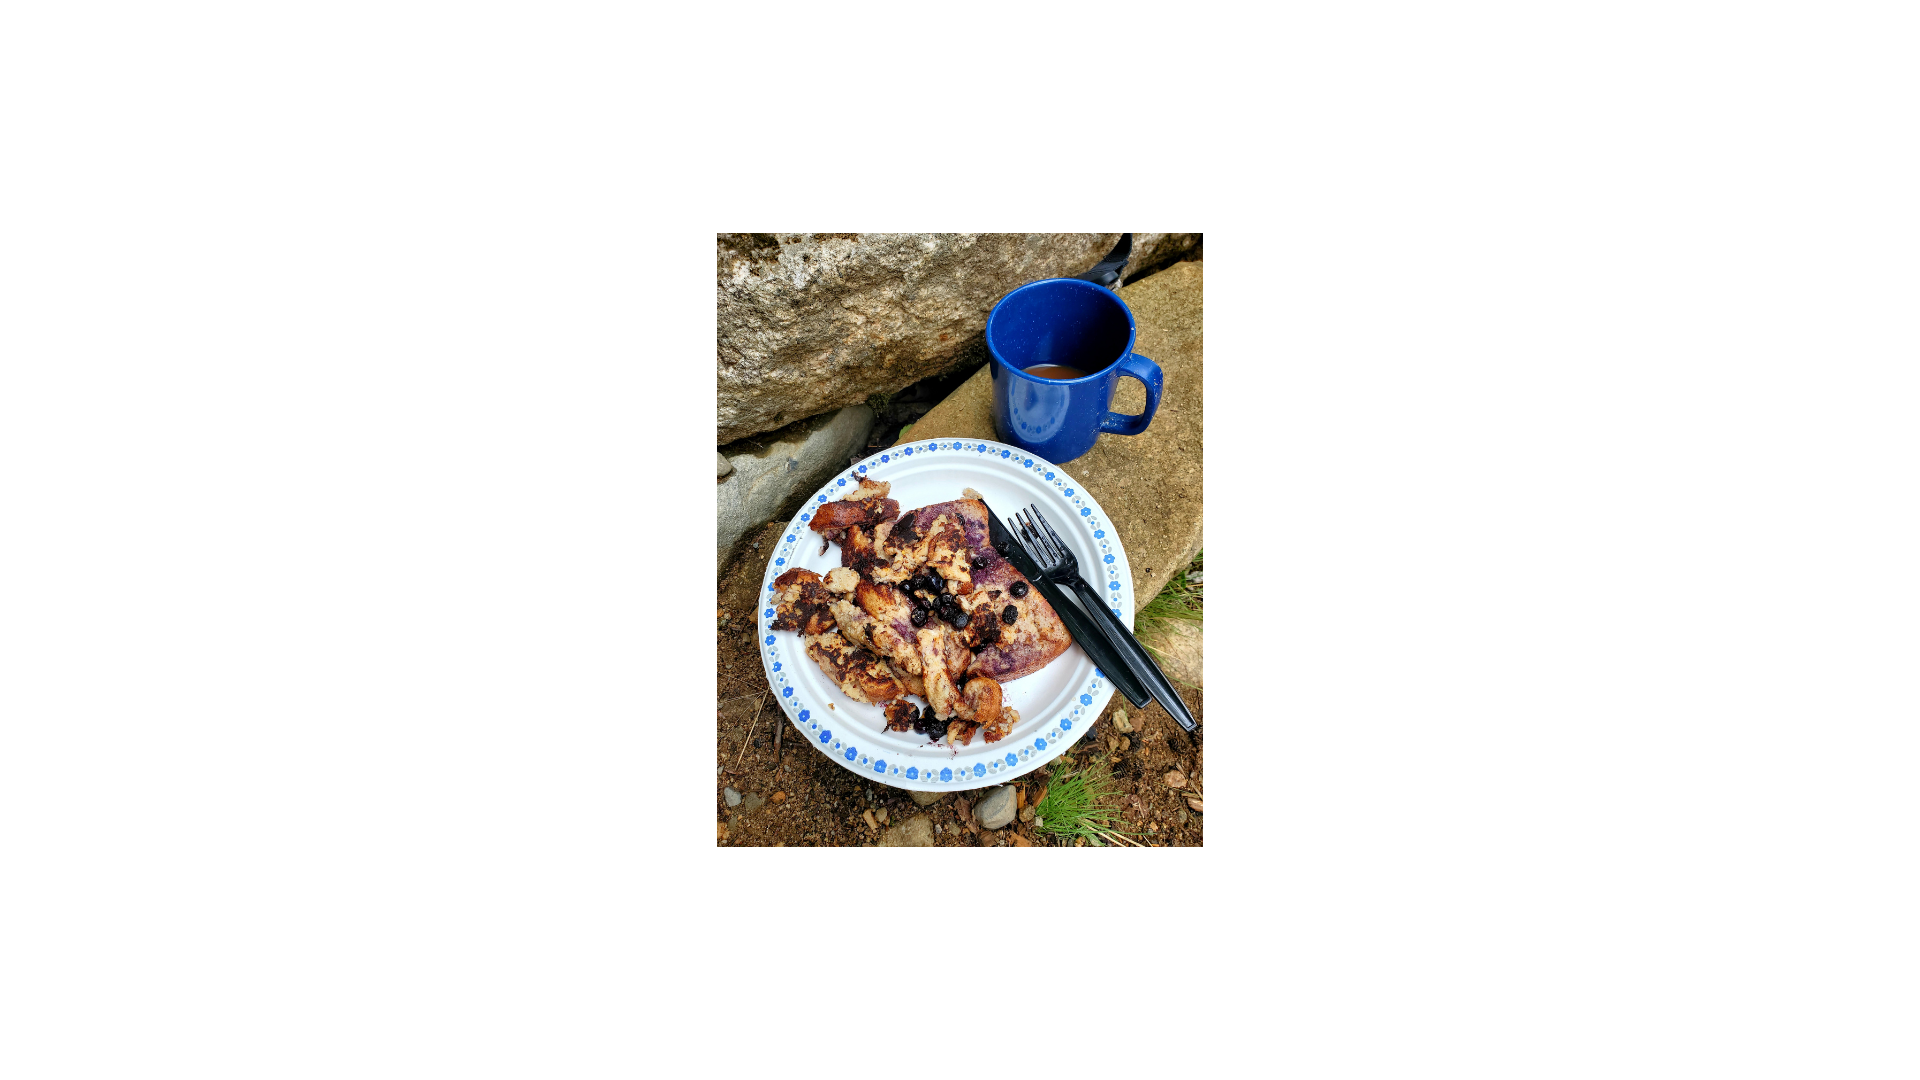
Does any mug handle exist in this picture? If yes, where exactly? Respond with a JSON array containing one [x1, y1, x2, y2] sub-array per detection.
[[1098, 353, 1163, 436]]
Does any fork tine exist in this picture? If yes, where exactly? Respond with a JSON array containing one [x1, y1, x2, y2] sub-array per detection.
[[1015, 509, 1052, 565], [1027, 505, 1059, 560], [1034, 506, 1071, 557], [1015, 510, 1041, 560], [1021, 509, 1056, 563]]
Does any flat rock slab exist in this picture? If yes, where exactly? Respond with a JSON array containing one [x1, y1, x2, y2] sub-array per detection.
[[899, 260, 1204, 609]]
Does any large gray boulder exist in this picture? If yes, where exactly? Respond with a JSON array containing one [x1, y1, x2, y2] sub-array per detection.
[[716, 233, 1199, 444], [716, 404, 872, 575]]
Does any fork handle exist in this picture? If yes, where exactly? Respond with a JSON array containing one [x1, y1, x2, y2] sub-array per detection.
[[1065, 576, 1198, 733], [1035, 577, 1153, 708]]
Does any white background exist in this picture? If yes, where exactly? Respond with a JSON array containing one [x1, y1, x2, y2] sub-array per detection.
[[2, 3, 1915, 1076]]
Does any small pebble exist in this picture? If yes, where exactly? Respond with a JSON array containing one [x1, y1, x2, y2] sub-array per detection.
[[724, 786, 742, 807], [771, 791, 786, 803], [1164, 771, 1187, 789], [1112, 709, 1133, 734], [973, 786, 1016, 830]]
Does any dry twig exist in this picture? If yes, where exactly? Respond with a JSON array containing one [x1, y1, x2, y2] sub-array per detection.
[[731, 690, 769, 770]]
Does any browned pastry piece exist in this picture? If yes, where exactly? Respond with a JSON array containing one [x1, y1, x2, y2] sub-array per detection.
[[938, 679, 1016, 746], [943, 719, 979, 746], [768, 568, 836, 636], [809, 498, 892, 533], [836, 584, 921, 674], [801, 632, 907, 705], [885, 661, 927, 699], [915, 624, 975, 721], [883, 699, 921, 732], [845, 476, 891, 502], [979, 706, 1019, 745]]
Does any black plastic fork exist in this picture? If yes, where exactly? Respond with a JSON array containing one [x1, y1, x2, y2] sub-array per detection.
[[1013, 505, 1197, 732]]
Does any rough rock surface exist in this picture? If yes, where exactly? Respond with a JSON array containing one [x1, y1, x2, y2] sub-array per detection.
[[877, 814, 936, 847], [908, 789, 944, 807], [898, 259, 1205, 609], [716, 233, 1199, 444], [715, 404, 872, 574], [1142, 620, 1202, 688], [973, 785, 1017, 830], [716, 453, 733, 478], [1125, 233, 1204, 281]]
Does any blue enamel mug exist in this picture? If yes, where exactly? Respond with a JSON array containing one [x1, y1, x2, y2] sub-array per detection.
[[986, 277, 1164, 464]]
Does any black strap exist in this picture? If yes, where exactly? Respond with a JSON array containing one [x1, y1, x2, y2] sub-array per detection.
[[1073, 233, 1132, 290]]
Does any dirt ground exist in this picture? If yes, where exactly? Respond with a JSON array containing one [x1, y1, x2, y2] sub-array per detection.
[[714, 520, 1204, 847]]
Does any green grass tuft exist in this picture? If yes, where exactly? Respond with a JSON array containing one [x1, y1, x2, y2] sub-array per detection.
[[1033, 757, 1136, 847], [1135, 549, 1203, 653]]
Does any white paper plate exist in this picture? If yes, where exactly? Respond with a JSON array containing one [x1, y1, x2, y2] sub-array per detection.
[[756, 437, 1134, 792]]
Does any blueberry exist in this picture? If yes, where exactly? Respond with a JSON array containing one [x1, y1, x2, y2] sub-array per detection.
[[1009, 580, 1029, 598], [909, 607, 928, 627], [1002, 604, 1018, 625]]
